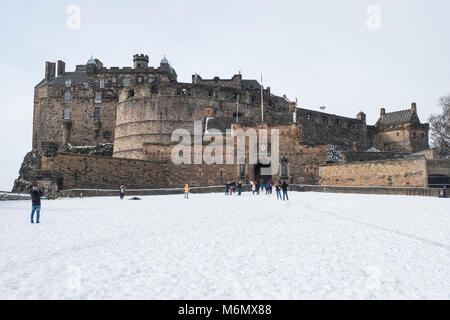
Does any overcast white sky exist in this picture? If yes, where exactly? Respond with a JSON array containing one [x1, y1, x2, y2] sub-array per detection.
[[0, 0, 449, 191]]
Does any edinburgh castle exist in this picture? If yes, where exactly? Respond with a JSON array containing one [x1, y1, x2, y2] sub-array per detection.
[[13, 53, 449, 195]]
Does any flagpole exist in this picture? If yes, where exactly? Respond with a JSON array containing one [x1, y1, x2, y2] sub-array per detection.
[[260, 73, 264, 123]]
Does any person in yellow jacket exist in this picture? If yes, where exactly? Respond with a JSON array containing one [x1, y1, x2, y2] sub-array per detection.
[[184, 184, 189, 199]]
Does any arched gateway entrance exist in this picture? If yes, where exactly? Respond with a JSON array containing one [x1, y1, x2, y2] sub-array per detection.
[[253, 162, 272, 184]]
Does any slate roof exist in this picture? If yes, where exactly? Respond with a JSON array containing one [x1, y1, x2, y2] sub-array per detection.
[[375, 109, 419, 128], [41, 72, 90, 87]]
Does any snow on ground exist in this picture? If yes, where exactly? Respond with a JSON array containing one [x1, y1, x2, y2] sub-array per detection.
[[0, 192, 449, 299]]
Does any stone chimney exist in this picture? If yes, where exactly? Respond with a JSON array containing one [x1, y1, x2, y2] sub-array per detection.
[[45, 61, 56, 80], [57, 60, 65, 77], [380, 108, 386, 116], [357, 111, 366, 123], [411, 102, 417, 113]]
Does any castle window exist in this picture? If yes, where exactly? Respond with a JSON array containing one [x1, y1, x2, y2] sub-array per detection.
[[127, 89, 135, 98], [336, 119, 342, 125], [421, 133, 425, 138], [65, 79, 72, 87], [123, 78, 131, 87], [99, 79, 105, 88], [112, 76, 117, 83], [83, 82, 89, 89], [94, 107, 101, 121], [95, 93, 102, 103], [63, 107, 71, 120], [397, 132, 399, 136], [307, 114, 313, 120], [321, 116, 328, 124], [137, 76, 143, 83], [412, 132, 416, 139], [64, 91, 71, 103], [251, 96, 257, 103], [148, 77, 156, 83]]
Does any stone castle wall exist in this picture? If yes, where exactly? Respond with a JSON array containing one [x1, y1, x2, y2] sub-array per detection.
[[375, 126, 429, 153], [40, 153, 167, 189], [113, 82, 290, 159], [33, 79, 117, 150], [295, 108, 373, 150], [319, 157, 428, 187]]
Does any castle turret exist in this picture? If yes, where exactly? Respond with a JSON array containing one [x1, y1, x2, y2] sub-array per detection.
[[357, 111, 366, 123], [134, 54, 149, 69], [411, 102, 417, 113]]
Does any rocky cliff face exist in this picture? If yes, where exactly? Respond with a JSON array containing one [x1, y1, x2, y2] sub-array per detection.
[[12, 150, 41, 193]]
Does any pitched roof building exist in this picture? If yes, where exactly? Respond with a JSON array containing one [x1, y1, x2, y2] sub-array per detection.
[[374, 103, 429, 153]]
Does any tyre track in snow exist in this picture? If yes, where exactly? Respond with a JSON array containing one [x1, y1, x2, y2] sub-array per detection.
[[300, 203, 450, 250]]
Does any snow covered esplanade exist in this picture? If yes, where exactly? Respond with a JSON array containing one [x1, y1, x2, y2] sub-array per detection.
[[0, 192, 449, 299]]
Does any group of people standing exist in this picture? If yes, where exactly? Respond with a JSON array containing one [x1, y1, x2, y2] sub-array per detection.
[[225, 181, 243, 196], [250, 180, 290, 200]]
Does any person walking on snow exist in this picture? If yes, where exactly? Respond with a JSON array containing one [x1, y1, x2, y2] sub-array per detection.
[[119, 184, 126, 199], [275, 182, 282, 200], [237, 181, 242, 196], [251, 181, 256, 195], [30, 186, 42, 224], [184, 184, 189, 198], [281, 180, 290, 201], [225, 183, 229, 196]]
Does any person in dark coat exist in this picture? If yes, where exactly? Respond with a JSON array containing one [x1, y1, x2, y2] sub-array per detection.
[[225, 183, 229, 196], [30, 186, 42, 224], [119, 184, 126, 199], [281, 181, 290, 201], [237, 181, 242, 196]]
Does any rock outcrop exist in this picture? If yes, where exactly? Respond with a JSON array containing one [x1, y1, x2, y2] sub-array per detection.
[[12, 150, 41, 193]]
